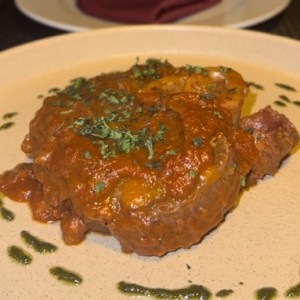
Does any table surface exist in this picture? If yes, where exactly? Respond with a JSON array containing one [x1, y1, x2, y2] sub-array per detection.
[[0, 0, 299, 52]]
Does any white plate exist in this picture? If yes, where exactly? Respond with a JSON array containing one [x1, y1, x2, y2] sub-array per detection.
[[15, 0, 291, 31], [0, 26, 300, 300]]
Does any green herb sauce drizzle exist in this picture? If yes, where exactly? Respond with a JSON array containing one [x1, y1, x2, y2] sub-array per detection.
[[3, 112, 18, 119], [0, 111, 18, 130], [247, 82, 264, 90], [8, 245, 32, 265], [118, 281, 212, 299], [255, 287, 277, 300], [0, 196, 15, 221], [0, 121, 14, 130], [1, 206, 15, 221], [275, 83, 297, 92], [21, 230, 58, 253], [285, 281, 300, 298], [274, 100, 286, 107], [273, 95, 300, 108], [50, 266, 83, 286], [215, 289, 234, 298], [278, 95, 291, 103]]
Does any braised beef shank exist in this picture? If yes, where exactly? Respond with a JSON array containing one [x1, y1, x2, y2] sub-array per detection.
[[1, 60, 299, 256]]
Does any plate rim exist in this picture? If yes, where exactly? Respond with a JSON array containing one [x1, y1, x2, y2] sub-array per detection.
[[1, 25, 300, 70]]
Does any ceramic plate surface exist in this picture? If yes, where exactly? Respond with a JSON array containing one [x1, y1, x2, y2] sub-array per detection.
[[14, 0, 291, 31], [0, 26, 300, 300]]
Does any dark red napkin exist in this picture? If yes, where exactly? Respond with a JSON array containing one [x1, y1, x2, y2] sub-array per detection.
[[77, 0, 221, 24]]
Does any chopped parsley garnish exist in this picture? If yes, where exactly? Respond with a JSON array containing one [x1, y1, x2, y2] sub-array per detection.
[[213, 111, 223, 119], [155, 123, 167, 141], [99, 89, 134, 105], [70, 77, 86, 89], [58, 77, 88, 99], [133, 65, 156, 79], [244, 127, 254, 134], [188, 169, 197, 178], [165, 150, 177, 156], [200, 93, 215, 100], [82, 150, 92, 159], [131, 58, 168, 81], [192, 137, 203, 148], [185, 64, 209, 76], [52, 100, 63, 106], [148, 105, 161, 115], [94, 181, 105, 193], [240, 176, 246, 187], [207, 82, 216, 90], [48, 87, 61, 94], [136, 106, 143, 113], [218, 66, 231, 74], [144, 124, 167, 159], [72, 115, 167, 160], [72, 93, 82, 101], [144, 136, 154, 160]]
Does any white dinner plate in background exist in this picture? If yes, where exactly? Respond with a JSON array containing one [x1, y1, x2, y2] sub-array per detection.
[[15, 0, 291, 32]]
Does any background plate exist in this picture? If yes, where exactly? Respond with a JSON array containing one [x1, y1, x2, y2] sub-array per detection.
[[0, 26, 300, 300], [15, 0, 291, 31]]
